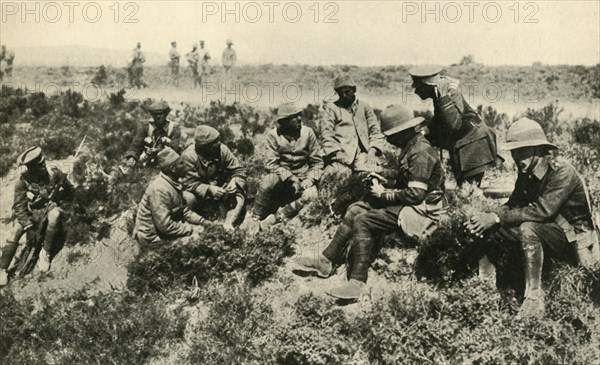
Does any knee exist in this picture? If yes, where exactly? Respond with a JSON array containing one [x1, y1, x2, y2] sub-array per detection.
[[183, 191, 197, 208], [353, 213, 371, 233], [47, 208, 62, 225], [259, 174, 280, 193], [518, 222, 542, 238], [300, 186, 318, 201]]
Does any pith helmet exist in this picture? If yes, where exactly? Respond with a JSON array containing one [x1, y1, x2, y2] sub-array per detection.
[[194, 125, 220, 145], [146, 101, 171, 114], [503, 118, 557, 150], [157, 147, 180, 169], [226, 38, 233, 45], [276, 102, 302, 121], [17, 146, 44, 166], [409, 65, 443, 86], [380, 105, 425, 136], [333, 75, 357, 90]]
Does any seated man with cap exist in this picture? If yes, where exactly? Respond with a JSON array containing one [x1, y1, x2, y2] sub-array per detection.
[[251, 102, 323, 227], [181, 126, 248, 230], [124, 101, 182, 170], [320, 75, 386, 175], [295, 105, 446, 300], [409, 65, 498, 186], [465, 118, 599, 318], [1, 147, 74, 286], [133, 147, 206, 245]]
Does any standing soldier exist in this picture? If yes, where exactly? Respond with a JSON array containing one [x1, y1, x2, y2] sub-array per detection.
[[123, 101, 182, 170], [295, 105, 446, 299], [466, 118, 599, 318], [186, 44, 201, 88], [133, 147, 206, 244], [128, 42, 146, 89], [0, 147, 74, 286], [169, 41, 180, 86], [1, 45, 15, 78], [221, 38, 237, 78], [198, 40, 211, 86], [251, 102, 323, 228], [321, 75, 386, 176], [181, 126, 248, 231], [409, 66, 498, 186]]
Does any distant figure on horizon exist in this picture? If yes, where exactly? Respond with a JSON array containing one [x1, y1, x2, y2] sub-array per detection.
[[221, 38, 237, 78], [128, 42, 146, 89], [198, 40, 211, 85], [0, 45, 15, 81], [186, 43, 201, 88], [169, 41, 180, 86]]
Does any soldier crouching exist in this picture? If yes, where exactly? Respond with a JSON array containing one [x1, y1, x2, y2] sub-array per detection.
[[251, 102, 323, 229], [181, 126, 248, 231], [0, 147, 74, 286], [466, 118, 599, 318]]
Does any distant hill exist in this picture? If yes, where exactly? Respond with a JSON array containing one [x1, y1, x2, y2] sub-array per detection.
[[11, 45, 167, 68]]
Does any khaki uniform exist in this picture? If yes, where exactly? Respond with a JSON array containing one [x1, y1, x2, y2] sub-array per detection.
[[322, 133, 445, 282], [128, 48, 146, 88], [321, 98, 386, 171], [1, 167, 73, 270], [133, 173, 204, 244], [125, 119, 182, 164], [253, 125, 323, 219], [430, 77, 498, 183]]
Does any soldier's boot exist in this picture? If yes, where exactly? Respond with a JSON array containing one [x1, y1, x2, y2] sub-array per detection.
[[517, 239, 545, 318], [478, 255, 497, 286], [322, 223, 354, 264], [279, 199, 305, 221], [294, 254, 333, 278], [0, 240, 19, 285], [327, 279, 366, 300], [38, 224, 60, 273], [223, 195, 245, 230], [0, 269, 7, 287]]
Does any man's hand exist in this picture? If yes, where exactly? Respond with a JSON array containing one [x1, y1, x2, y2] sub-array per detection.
[[367, 148, 380, 166], [367, 172, 388, 185], [208, 185, 227, 199], [300, 179, 314, 190], [160, 137, 171, 145], [146, 147, 160, 156], [464, 213, 499, 238], [291, 179, 303, 195], [125, 157, 136, 167], [224, 180, 237, 194], [370, 179, 386, 198]]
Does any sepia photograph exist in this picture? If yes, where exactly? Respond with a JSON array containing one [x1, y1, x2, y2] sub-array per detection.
[[1, 1, 599, 363]]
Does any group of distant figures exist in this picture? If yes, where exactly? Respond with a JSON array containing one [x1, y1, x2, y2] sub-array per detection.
[[0, 45, 16, 82], [127, 39, 237, 89]]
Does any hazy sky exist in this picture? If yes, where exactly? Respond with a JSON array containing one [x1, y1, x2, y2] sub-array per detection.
[[1, 0, 599, 65]]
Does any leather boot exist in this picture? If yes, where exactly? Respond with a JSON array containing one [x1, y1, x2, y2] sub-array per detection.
[[1, 240, 19, 272], [327, 279, 366, 300], [322, 223, 354, 264], [294, 254, 333, 278], [349, 236, 373, 283], [518, 239, 545, 318], [0, 269, 8, 286]]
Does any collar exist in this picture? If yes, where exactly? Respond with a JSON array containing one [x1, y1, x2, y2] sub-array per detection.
[[529, 155, 550, 180], [398, 133, 426, 160], [159, 172, 182, 190]]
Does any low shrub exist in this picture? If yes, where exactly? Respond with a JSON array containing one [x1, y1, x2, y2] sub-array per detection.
[[127, 225, 296, 293], [571, 118, 600, 154]]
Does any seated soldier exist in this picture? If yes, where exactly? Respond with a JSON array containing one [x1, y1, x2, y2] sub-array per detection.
[[251, 102, 323, 227], [123, 101, 182, 170], [295, 105, 446, 299], [133, 147, 206, 244], [181, 126, 248, 231], [0, 147, 74, 286], [466, 118, 599, 318], [321, 75, 386, 176]]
